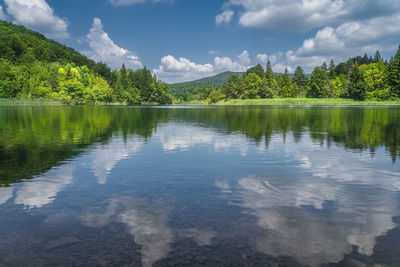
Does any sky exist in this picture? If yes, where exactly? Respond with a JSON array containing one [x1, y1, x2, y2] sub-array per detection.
[[0, 0, 400, 83]]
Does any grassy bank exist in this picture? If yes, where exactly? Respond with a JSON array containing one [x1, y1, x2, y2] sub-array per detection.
[[2, 98, 400, 106], [0, 98, 131, 106], [175, 98, 400, 106], [0, 98, 63, 106]]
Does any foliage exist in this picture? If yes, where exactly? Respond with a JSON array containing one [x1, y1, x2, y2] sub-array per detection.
[[308, 67, 330, 98], [1, 19, 400, 104], [348, 63, 367, 100]]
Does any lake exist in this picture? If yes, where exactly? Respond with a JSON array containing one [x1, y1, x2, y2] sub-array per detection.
[[0, 105, 400, 267]]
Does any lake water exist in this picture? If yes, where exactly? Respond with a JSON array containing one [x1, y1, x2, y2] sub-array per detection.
[[0, 105, 400, 267]]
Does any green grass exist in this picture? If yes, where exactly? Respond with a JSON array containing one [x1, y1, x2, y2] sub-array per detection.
[[0, 98, 63, 105], [176, 98, 400, 106]]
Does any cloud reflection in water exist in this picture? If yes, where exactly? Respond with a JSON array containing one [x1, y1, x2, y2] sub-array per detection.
[[218, 134, 400, 266]]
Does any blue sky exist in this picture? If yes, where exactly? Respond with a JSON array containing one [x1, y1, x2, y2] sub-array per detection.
[[1, 0, 400, 83]]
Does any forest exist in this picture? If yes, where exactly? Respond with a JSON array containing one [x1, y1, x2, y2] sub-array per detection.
[[1, 19, 400, 105], [181, 48, 400, 103], [0, 20, 172, 104]]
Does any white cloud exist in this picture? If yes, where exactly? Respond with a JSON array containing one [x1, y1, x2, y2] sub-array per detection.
[[83, 17, 142, 70], [154, 50, 251, 83], [256, 53, 280, 65], [214, 56, 246, 72], [220, 0, 400, 32], [237, 50, 251, 65], [108, 0, 169, 6], [276, 13, 400, 72], [214, 50, 251, 72], [208, 50, 217, 55], [0, 5, 5, 20], [216, 9, 234, 26], [153, 55, 214, 83], [4, 0, 69, 39]]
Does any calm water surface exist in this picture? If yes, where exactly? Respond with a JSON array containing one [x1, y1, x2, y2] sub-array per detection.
[[0, 106, 400, 267]]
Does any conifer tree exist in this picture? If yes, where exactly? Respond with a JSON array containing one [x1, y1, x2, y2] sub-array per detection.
[[265, 60, 278, 96], [278, 68, 297, 97], [348, 63, 366, 100], [329, 59, 336, 78], [386, 45, 400, 97], [293, 66, 308, 97], [374, 51, 382, 63]]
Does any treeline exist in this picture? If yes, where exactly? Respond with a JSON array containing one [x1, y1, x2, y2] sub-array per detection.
[[0, 20, 172, 104], [195, 48, 400, 103]]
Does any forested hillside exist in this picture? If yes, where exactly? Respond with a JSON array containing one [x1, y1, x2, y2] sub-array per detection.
[[179, 49, 400, 103], [0, 20, 172, 104], [169, 71, 243, 100]]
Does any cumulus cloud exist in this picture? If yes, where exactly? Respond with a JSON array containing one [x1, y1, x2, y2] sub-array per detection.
[[256, 53, 280, 65], [237, 50, 251, 65], [275, 13, 400, 72], [214, 50, 251, 73], [4, 0, 69, 39], [83, 17, 142, 70], [219, 0, 400, 32], [153, 55, 214, 83], [108, 0, 169, 6], [216, 9, 234, 26], [154, 50, 251, 83]]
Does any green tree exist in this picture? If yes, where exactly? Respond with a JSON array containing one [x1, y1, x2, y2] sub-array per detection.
[[241, 73, 261, 99], [278, 68, 298, 97], [293, 66, 308, 97], [363, 61, 390, 100], [374, 51, 382, 63], [308, 66, 330, 98], [222, 75, 242, 99], [329, 74, 347, 98], [246, 64, 264, 78], [348, 63, 367, 100], [0, 62, 17, 97], [329, 59, 336, 78], [265, 60, 278, 96], [386, 45, 400, 97]]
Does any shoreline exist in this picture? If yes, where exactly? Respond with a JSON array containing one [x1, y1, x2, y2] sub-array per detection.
[[2, 98, 400, 107], [174, 98, 400, 106]]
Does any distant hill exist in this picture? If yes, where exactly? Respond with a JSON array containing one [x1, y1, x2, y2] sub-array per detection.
[[169, 71, 244, 99], [188, 71, 244, 84]]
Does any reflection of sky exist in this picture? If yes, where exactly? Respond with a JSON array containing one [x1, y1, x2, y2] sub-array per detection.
[[81, 197, 216, 267], [1, 121, 400, 266], [14, 166, 74, 209], [221, 134, 400, 266], [89, 136, 144, 184], [0, 187, 13, 205], [155, 123, 249, 155], [81, 197, 172, 267]]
